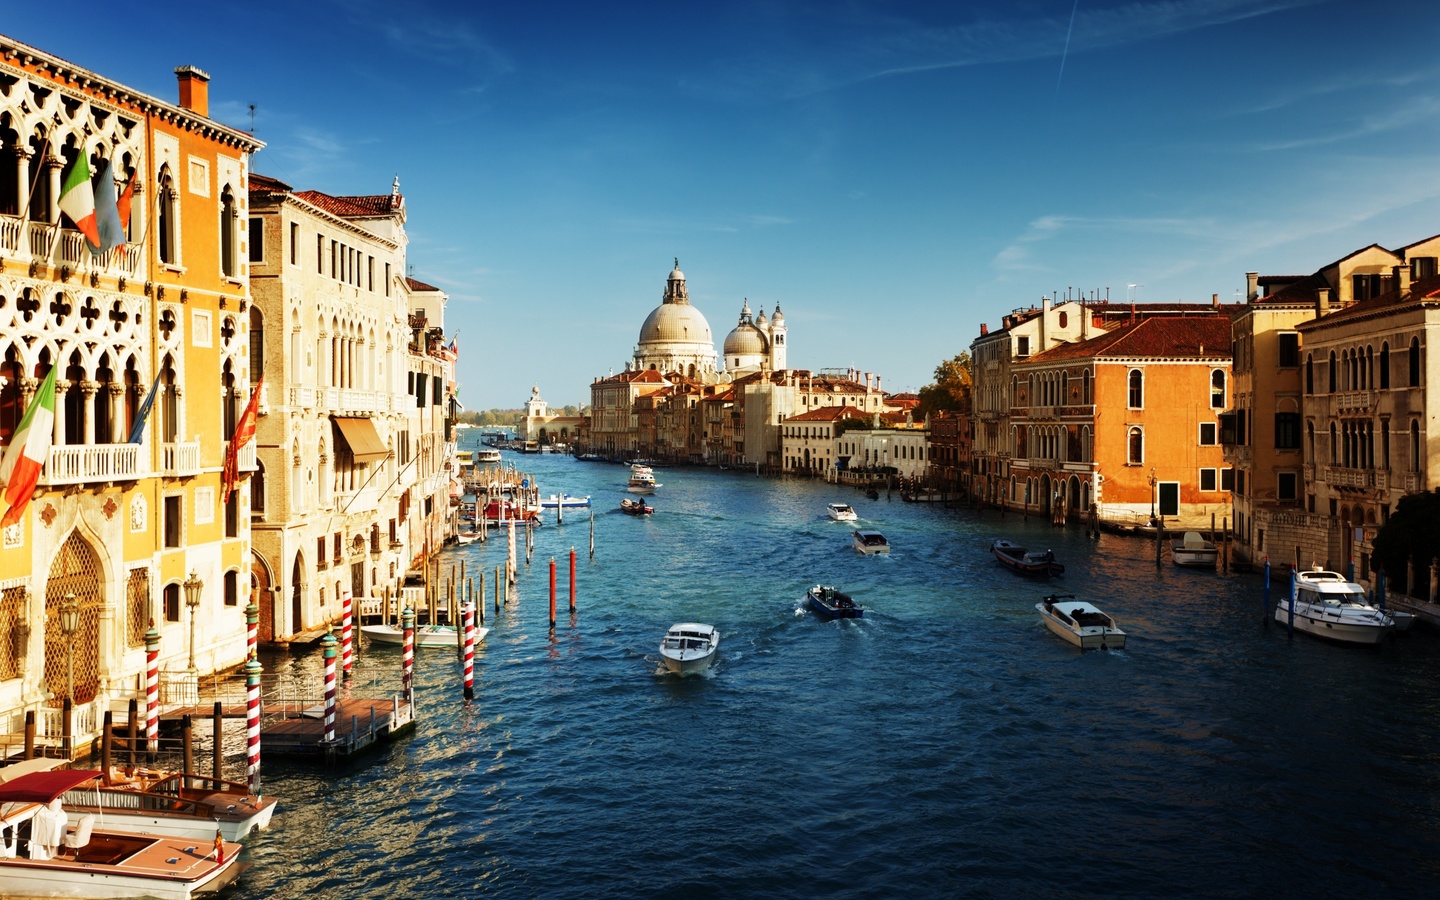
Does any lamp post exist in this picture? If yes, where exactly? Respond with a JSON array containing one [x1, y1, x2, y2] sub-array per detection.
[[1148, 468, 1158, 524], [183, 570, 203, 672], [59, 592, 80, 703]]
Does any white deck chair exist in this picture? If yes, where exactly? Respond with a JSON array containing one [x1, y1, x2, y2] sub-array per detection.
[[61, 813, 95, 859]]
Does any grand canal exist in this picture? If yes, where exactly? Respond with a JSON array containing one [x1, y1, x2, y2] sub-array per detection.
[[235, 444, 1440, 898]]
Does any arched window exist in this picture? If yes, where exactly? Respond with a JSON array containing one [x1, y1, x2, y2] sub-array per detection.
[[1306, 421, 1315, 462], [1011, 375, 1018, 405], [1082, 369, 1091, 405], [1410, 337, 1421, 386], [220, 186, 237, 277], [250, 306, 265, 377], [1210, 370, 1226, 408], [1127, 369, 1143, 409], [1329, 422, 1337, 465], [253, 460, 266, 514], [1060, 372, 1069, 404], [157, 165, 177, 265], [0, 345, 21, 443], [1127, 426, 1143, 464], [1365, 345, 1374, 389], [1380, 342, 1390, 389]]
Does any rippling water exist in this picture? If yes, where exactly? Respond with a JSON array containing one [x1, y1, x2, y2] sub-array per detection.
[[234, 449, 1440, 899]]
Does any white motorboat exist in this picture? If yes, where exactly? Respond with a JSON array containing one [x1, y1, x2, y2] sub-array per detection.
[[475, 447, 502, 464], [455, 530, 480, 545], [361, 622, 489, 648], [1275, 567, 1394, 645], [1036, 594, 1126, 650], [538, 494, 592, 509], [0, 769, 245, 899], [659, 623, 719, 676], [627, 469, 660, 494], [852, 530, 890, 555], [827, 502, 858, 522], [1171, 531, 1218, 568]]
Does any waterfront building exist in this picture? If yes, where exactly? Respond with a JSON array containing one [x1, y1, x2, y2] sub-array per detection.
[[587, 368, 669, 459], [0, 39, 262, 752], [834, 418, 930, 481], [246, 175, 447, 641], [1010, 316, 1233, 527], [631, 261, 718, 379], [927, 412, 970, 496], [520, 385, 584, 446], [780, 405, 866, 476]]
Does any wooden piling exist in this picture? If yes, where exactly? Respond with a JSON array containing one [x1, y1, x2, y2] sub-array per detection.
[[101, 711, 113, 775], [62, 698, 72, 760], [590, 508, 595, 558], [1222, 517, 1229, 573], [23, 710, 34, 760], [213, 702, 224, 781], [494, 565, 502, 613], [181, 715, 194, 786], [126, 699, 138, 767]]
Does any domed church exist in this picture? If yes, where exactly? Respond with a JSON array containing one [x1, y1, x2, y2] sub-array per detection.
[[632, 260, 719, 379], [723, 298, 787, 374]]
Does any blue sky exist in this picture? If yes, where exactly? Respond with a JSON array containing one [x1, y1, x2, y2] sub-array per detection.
[[9, 1, 1440, 408]]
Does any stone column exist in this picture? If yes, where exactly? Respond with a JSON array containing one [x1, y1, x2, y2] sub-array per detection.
[[1431, 558, 1439, 605], [53, 381, 68, 445], [108, 383, 126, 443], [12, 149, 31, 222], [45, 156, 63, 223], [81, 380, 99, 444]]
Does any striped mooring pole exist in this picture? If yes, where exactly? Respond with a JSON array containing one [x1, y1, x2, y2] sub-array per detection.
[[401, 607, 416, 706], [462, 601, 476, 701], [321, 630, 338, 745], [340, 589, 354, 679], [245, 654, 263, 797], [144, 622, 160, 759]]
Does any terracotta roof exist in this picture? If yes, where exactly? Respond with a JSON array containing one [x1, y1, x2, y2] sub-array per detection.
[[407, 277, 441, 292], [1297, 274, 1440, 329], [248, 173, 292, 194], [599, 369, 668, 384], [1022, 316, 1233, 364], [784, 405, 868, 423], [294, 190, 402, 219]]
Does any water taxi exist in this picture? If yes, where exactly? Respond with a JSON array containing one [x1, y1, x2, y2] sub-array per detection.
[[659, 623, 719, 675], [853, 530, 890, 555], [991, 539, 1063, 577], [1171, 532, 1218, 568], [1036, 594, 1126, 650], [826, 502, 858, 522], [1275, 567, 1394, 645]]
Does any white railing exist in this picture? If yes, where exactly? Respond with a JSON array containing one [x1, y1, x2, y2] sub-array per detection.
[[59, 230, 86, 265], [226, 440, 258, 472], [289, 386, 315, 409], [161, 441, 202, 477], [339, 389, 375, 411], [1332, 391, 1373, 414], [0, 214, 20, 253], [28, 222, 56, 258], [41, 443, 143, 485]]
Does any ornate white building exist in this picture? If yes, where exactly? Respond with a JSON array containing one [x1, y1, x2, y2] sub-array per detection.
[[723, 299, 787, 373]]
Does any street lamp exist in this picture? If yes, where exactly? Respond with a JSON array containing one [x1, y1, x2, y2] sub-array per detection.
[[1148, 468, 1158, 524], [59, 592, 79, 703], [183, 570, 203, 672]]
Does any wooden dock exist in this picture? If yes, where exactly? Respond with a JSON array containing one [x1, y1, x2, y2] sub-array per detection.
[[259, 695, 415, 761]]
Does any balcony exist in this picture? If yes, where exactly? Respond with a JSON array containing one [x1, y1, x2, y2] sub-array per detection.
[[1331, 391, 1374, 414], [1320, 466, 1396, 490], [161, 441, 201, 477], [225, 440, 258, 472], [39, 444, 143, 486], [1, 215, 143, 278]]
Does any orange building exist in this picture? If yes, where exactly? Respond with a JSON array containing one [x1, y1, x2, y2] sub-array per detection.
[[1010, 316, 1233, 529]]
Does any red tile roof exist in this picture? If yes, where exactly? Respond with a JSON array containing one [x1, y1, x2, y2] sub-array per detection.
[[407, 277, 441, 292], [294, 190, 402, 219], [1022, 316, 1233, 364], [784, 405, 868, 423], [248, 173, 292, 193]]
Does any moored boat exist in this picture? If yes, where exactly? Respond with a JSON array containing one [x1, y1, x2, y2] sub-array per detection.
[[853, 530, 890, 555], [1274, 567, 1394, 645], [455, 530, 480, 544], [1171, 531, 1218, 568], [538, 494, 592, 509], [991, 539, 1063, 576], [361, 622, 488, 648], [659, 623, 719, 675], [1036, 594, 1126, 650], [478, 499, 543, 526], [0, 768, 245, 899], [806, 584, 863, 619], [826, 502, 858, 522]]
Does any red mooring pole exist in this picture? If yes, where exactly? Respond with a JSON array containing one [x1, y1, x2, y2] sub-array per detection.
[[569, 547, 577, 612], [549, 557, 557, 630], [462, 601, 475, 701]]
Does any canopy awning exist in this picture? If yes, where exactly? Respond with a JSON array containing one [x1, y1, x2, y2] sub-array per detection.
[[0, 769, 102, 804], [332, 416, 390, 463]]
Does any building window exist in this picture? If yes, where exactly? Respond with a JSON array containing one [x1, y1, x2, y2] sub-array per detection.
[[1410, 337, 1421, 386], [1128, 369, 1143, 409], [1210, 370, 1226, 408], [1305, 354, 1313, 394], [1277, 472, 1298, 502], [1199, 468, 1217, 491], [163, 495, 182, 548], [1275, 412, 1301, 450], [248, 216, 263, 262], [316, 234, 324, 273], [224, 570, 238, 607], [1329, 351, 1337, 392], [1278, 333, 1299, 367], [1411, 420, 1422, 472], [1199, 423, 1217, 446], [164, 583, 180, 623], [157, 166, 178, 265], [289, 222, 298, 265], [1017, 336, 1030, 358], [220, 186, 237, 277], [1380, 342, 1390, 389], [1127, 426, 1143, 464], [1220, 468, 1235, 491]]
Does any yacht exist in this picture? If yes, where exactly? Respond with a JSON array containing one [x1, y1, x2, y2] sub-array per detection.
[[1275, 567, 1394, 645], [826, 502, 858, 522]]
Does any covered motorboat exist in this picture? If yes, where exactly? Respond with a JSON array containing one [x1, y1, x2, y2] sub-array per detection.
[[1275, 567, 1394, 645], [1036, 594, 1126, 650], [806, 584, 863, 620], [991, 539, 1063, 577], [1171, 532, 1218, 568], [659, 623, 719, 676]]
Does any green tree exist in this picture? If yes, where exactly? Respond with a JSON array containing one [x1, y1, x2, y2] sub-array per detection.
[[915, 352, 972, 418], [1372, 489, 1440, 582]]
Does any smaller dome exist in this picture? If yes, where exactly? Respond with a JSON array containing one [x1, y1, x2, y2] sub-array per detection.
[[669, 258, 685, 282], [755, 307, 768, 327], [771, 302, 784, 324], [724, 323, 767, 358]]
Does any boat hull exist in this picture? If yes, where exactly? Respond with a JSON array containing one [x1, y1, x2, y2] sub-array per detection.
[[659, 625, 719, 676], [361, 624, 489, 648], [0, 835, 244, 899], [992, 541, 1063, 576], [659, 651, 716, 675], [806, 587, 862, 619], [1036, 601, 1125, 650], [1171, 548, 1217, 568], [1272, 605, 1391, 645]]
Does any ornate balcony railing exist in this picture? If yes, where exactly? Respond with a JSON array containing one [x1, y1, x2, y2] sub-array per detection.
[[39, 444, 143, 485], [161, 441, 201, 477], [225, 440, 258, 472], [1332, 391, 1374, 414]]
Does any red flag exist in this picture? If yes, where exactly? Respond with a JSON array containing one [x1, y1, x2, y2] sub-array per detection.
[[115, 169, 137, 253], [222, 376, 264, 503]]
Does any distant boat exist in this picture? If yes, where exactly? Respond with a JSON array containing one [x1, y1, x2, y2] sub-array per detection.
[[1171, 532, 1218, 568], [455, 531, 480, 545], [1036, 594, 1126, 650], [991, 539, 1063, 577], [627, 465, 660, 493], [538, 494, 591, 509], [659, 623, 719, 676], [620, 498, 653, 516], [827, 502, 858, 522], [806, 584, 863, 619]]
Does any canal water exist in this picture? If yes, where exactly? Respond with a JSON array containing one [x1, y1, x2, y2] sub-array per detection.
[[235, 445, 1440, 898]]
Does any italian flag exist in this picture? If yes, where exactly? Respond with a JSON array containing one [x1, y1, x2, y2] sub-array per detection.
[[58, 155, 100, 247], [0, 365, 58, 529]]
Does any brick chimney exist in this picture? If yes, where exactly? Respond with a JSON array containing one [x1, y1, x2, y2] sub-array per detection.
[[1212, 293, 1219, 307], [1395, 264, 1412, 298], [1246, 272, 1259, 302], [1316, 287, 1330, 318], [175, 65, 210, 117], [979, 323, 988, 336]]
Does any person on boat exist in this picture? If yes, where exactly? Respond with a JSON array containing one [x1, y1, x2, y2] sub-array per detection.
[[1045, 549, 1055, 563]]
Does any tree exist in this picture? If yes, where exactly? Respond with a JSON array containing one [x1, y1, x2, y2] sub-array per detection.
[[915, 352, 972, 418], [1371, 489, 1440, 587]]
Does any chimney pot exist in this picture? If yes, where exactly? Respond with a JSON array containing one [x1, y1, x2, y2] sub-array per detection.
[[1246, 272, 1259, 302], [174, 65, 211, 118], [980, 323, 989, 336], [1212, 293, 1219, 307]]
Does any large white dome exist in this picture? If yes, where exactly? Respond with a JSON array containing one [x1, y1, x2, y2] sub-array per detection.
[[640, 303, 713, 345]]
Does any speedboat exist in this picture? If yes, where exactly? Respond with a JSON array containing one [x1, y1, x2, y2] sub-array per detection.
[[1036, 594, 1126, 650], [538, 494, 592, 509], [361, 622, 489, 648], [659, 623, 719, 675], [0, 768, 245, 899], [853, 530, 890, 555], [806, 585, 862, 619], [1171, 532, 1218, 568], [991, 539, 1063, 576], [1275, 567, 1394, 645], [827, 502, 858, 522]]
